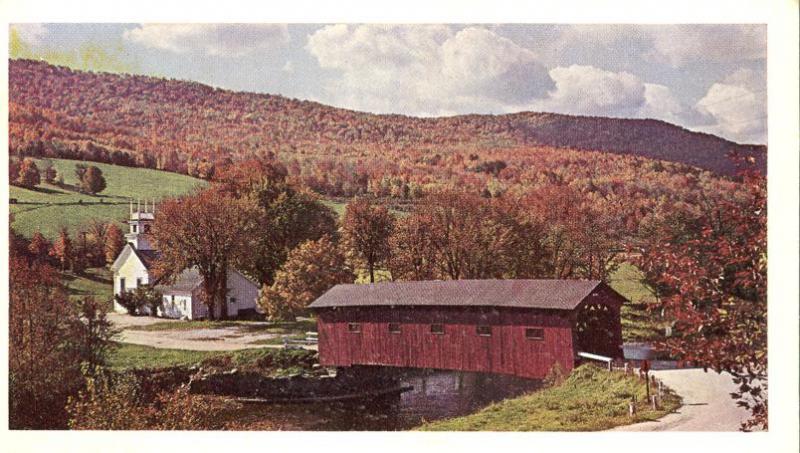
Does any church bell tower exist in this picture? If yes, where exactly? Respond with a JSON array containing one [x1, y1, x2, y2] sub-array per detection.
[[126, 198, 156, 250]]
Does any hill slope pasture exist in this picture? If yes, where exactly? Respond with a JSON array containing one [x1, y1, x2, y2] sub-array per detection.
[[10, 158, 205, 239]]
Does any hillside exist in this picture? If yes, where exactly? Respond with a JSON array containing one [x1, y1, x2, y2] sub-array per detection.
[[9, 59, 765, 178], [10, 158, 205, 239]]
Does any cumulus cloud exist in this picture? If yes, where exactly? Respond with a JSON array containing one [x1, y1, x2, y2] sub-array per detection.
[[534, 65, 645, 117], [646, 25, 766, 67], [124, 24, 289, 57], [11, 23, 49, 45], [520, 65, 688, 126], [694, 68, 767, 144], [306, 24, 553, 115]]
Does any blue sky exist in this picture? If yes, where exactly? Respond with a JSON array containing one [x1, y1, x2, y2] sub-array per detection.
[[11, 23, 767, 144]]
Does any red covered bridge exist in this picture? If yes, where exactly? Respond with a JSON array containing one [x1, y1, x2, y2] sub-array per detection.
[[309, 280, 625, 379]]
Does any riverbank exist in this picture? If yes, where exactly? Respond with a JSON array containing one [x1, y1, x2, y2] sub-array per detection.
[[418, 364, 680, 431]]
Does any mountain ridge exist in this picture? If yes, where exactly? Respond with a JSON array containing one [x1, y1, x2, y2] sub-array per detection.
[[9, 59, 766, 176]]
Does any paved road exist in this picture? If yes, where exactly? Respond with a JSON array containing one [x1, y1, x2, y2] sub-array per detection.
[[609, 368, 756, 431]]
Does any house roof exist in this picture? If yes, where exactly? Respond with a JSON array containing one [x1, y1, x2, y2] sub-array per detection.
[[110, 244, 161, 271], [155, 267, 203, 295], [308, 279, 625, 311], [132, 248, 161, 269]]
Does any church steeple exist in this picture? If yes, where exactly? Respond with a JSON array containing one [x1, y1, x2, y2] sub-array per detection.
[[125, 198, 156, 250]]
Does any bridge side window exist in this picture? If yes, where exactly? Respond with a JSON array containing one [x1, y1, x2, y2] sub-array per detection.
[[348, 323, 361, 333], [476, 325, 492, 337], [525, 327, 544, 340], [388, 323, 401, 334], [430, 324, 445, 335]]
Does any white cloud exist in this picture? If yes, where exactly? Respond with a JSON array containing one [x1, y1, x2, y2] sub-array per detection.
[[694, 68, 767, 144], [11, 23, 48, 45], [124, 24, 289, 57], [305, 24, 553, 115], [640, 83, 686, 124], [282, 61, 294, 73], [533, 65, 645, 117], [646, 25, 766, 67]]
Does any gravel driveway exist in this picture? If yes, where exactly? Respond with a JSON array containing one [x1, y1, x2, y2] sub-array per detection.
[[609, 368, 757, 431], [108, 313, 317, 352]]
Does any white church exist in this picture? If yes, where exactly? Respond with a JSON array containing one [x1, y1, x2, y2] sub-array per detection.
[[111, 200, 260, 319]]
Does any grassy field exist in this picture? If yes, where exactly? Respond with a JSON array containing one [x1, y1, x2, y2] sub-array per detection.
[[419, 364, 680, 431], [608, 263, 667, 342], [62, 267, 113, 303], [10, 158, 205, 239]]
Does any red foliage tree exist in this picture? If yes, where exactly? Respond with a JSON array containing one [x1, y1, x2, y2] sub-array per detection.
[[341, 197, 394, 283], [151, 187, 256, 319], [104, 223, 126, 265], [49, 226, 73, 271], [16, 157, 41, 188], [638, 170, 767, 430]]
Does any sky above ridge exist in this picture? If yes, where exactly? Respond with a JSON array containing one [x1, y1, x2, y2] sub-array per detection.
[[10, 23, 767, 144]]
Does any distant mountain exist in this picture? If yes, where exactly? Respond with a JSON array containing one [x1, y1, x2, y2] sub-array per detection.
[[9, 59, 765, 176]]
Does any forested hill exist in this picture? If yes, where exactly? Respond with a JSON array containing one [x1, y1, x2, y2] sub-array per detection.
[[10, 59, 765, 176]]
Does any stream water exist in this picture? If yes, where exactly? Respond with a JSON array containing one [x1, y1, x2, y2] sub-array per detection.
[[235, 369, 541, 430]]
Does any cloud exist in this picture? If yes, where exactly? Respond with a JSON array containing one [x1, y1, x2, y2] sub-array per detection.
[[281, 61, 294, 73], [10, 23, 49, 45], [533, 65, 645, 117], [694, 68, 767, 144], [305, 24, 553, 115], [124, 24, 289, 57], [646, 25, 766, 67]]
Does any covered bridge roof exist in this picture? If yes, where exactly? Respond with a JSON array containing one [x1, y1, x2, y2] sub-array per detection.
[[309, 279, 624, 311]]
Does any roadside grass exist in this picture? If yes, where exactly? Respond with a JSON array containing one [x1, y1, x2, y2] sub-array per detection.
[[107, 342, 314, 372], [608, 263, 667, 342], [10, 158, 204, 239], [418, 364, 680, 431]]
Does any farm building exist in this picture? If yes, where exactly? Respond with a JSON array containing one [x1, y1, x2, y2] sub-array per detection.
[[111, 201, 260, 319], [309, 280, 625, 379]]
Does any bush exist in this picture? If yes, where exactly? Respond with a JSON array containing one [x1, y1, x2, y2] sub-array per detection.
[[114, 286, 163, 316], [67, 369, 215, 430]]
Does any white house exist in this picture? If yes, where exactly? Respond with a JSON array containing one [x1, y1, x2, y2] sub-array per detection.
[[111, 200, 260, 319]]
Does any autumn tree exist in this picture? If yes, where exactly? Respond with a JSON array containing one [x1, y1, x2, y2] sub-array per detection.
[[638, 170, 767, 430], [258, 236, 353, 321], [27, 230, 52, 264], [414, 190, 520, 280], [104, 223, 126, 265], [240, 178, 338, 286], [151, 187, 256, 320], [388, 214, 437, 281], [341, 197, 394, 283], [10, 258, 114, 428], [80, 165, 107, 194], [50, 227, 73, 271], [16, 157, 41, 188]]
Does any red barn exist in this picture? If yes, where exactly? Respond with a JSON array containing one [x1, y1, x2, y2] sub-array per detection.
[[309, 280, 625, 379]]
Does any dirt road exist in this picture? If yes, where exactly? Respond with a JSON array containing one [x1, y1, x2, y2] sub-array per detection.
[[610, 368, 756, 431], [108, 313, 317, 352]]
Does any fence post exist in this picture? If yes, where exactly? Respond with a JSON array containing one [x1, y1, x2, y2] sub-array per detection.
[[658, 380, 663, 398], [629, 400, 636, 416], [651, 395, 659, 410], [624, 363, 630, 375]]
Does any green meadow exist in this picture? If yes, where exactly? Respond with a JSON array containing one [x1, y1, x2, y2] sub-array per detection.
[[10, 158, 205, 239]]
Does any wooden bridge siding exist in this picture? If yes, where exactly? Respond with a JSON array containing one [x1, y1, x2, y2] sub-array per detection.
[[316, 306, 577, 379]]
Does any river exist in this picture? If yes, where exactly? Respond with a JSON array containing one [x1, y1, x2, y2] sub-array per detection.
[[226, 369, 541, 430]]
